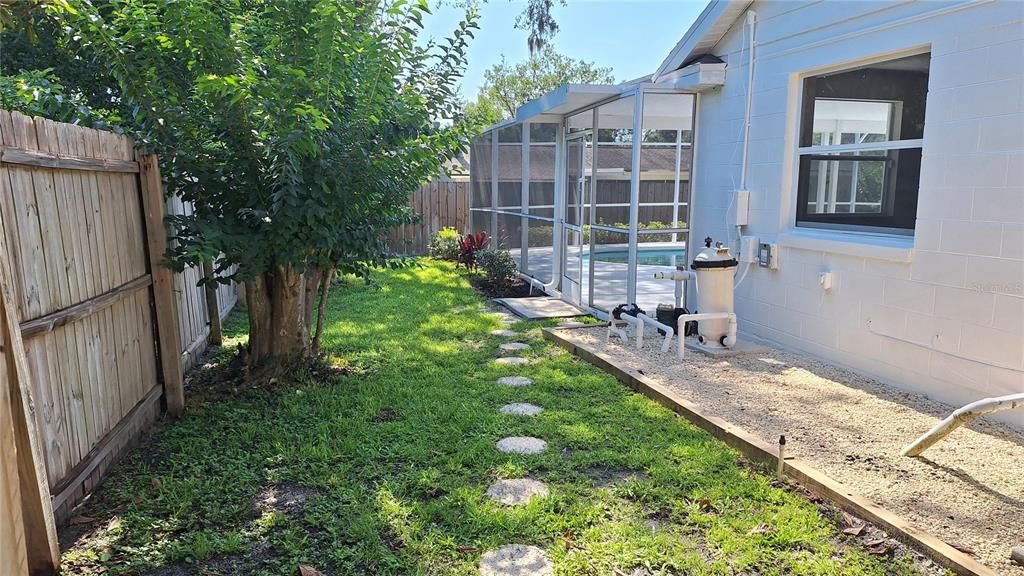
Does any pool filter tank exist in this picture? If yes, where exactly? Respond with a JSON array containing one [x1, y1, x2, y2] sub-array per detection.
[[691, 238, 738, 348]]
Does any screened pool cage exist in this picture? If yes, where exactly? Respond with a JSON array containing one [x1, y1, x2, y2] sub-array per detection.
[[470, 86, 696, 315]]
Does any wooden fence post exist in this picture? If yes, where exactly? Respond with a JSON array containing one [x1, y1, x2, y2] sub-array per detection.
[[0, 219, 59, 574], [201, 261, 223, 346], [138, 155, 185, 417]]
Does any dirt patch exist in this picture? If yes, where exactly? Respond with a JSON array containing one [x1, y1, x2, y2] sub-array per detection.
[[565, 326, 1024, 575], [373, 406, 400, 422], [582, 466, 647, 488], [471, 276, 536, 299], [255, 483, 322, 518]]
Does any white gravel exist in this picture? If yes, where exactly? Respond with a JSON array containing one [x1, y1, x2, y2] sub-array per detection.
[[500, 403, 544, 416], [497, 376, 532, 387], [564, 326, 1024, 575], [486, 478, 549, 505], [497, 436, 547, 455], [479, 544, 553, 576]]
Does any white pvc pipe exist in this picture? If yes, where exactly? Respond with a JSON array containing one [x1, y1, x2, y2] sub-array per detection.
[[901, 392, 1024, 457], [519, 273, 546, 295], [740, 10, 757, 190], [633, 313, 675, 353], [620, 314, 644, 348], [654, 269, 695, 309], [675, 312, 736, 359], [606, 319, 629, 343]]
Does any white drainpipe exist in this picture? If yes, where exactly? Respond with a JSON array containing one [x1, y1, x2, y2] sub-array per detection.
[[674, 311, 736, 359]]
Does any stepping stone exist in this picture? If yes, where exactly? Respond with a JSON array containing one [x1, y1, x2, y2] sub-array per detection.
[[497, 376, 532, 387], [497, 436, 547, 455], [479, 544, 553, 576], [495, 357, 529, 366], [500, 403, 543, 416], [491, 329, 518, 337], [486, 478, 549, 505], [500, 342, 530, 352]]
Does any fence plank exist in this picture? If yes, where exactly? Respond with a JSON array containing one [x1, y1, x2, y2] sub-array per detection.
[[0, 339, 28, 576], [386, 180, 469, 255], [0, 208, 60, 574], [139, 155, 184, 417]]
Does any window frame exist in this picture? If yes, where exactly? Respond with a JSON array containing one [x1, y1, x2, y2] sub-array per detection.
[[794, 55, 929, 235]]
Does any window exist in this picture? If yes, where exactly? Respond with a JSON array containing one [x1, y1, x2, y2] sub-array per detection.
[[797, 53, 929, 233]]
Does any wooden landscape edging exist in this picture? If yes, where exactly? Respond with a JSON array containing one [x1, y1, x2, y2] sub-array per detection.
[[542, 325, 998, 576]]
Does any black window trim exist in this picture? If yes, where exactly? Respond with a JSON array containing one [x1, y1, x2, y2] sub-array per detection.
[[795, 55, 929, 234]]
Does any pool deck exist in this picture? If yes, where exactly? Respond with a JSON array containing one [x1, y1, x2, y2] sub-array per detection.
[[510, 243, 690, 313]]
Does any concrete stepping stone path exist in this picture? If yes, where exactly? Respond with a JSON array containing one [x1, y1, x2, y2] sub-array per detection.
[[499, 342, 530, 352], [500, 403, 543, 416], [497, 376, 532, 387], [491, 329, 518, 337], [486, 478, 549, 505], [497, 436, 547, 454], [479, 544, 553, 576], [495, 357, 529, 366]]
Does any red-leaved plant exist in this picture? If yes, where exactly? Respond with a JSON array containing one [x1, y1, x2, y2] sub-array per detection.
[[457, 231, 488, 269]]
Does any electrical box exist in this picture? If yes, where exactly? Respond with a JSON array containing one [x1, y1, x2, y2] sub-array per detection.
[[734, 190, 750, 226], [740, 235, 759, 263], [818, 271, 833, 291], [758, 242, 778, 269]]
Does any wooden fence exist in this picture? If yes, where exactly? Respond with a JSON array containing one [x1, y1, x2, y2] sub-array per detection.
[[0, 111, 236, 574], [387, 179, 470, 255], [167, 196, 238, 371]]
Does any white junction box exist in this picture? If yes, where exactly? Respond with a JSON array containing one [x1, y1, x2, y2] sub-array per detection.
[[734, 190, 750, 226], [740, 235, 759, 263]]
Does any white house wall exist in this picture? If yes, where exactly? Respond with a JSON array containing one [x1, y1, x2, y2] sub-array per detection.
[[688, 1, 1024, 426]]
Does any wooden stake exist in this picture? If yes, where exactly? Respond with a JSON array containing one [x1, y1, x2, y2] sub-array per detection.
[[0, 213, 60, 574], [201, 261, 223, 346], [138, 154, 184, 417], [777, 435, 786, 480]]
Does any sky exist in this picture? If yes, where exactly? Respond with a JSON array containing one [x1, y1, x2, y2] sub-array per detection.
[[420, 1, 709, 103]]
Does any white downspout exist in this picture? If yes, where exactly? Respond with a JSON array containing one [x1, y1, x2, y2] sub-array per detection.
[[739, 10, 757, 191], [545, 122, 566, 293]]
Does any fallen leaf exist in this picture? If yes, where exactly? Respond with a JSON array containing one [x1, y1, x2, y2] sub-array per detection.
[[748, 523, 774, 535], [840, 512, 865, 536], [150, 477, 162, 489], [69, 515, 95, 525], [298, 565, 324, 576]]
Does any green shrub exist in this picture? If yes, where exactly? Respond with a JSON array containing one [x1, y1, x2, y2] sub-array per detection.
[[476, 248, 518, 288], [428, 227, 461, 260]]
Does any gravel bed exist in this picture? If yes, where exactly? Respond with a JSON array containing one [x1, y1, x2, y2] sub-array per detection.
[[564, 326, 1024, 575]]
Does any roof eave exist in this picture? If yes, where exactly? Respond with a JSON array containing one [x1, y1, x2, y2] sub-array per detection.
[[654, 0, 753, 80]]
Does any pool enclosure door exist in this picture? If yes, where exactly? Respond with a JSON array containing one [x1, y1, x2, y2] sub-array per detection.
[[561, 132, 589, 305]]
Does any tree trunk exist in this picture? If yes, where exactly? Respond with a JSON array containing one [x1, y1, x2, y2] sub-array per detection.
[[311, 268, 334, 355], [244, 265, 310, 371]]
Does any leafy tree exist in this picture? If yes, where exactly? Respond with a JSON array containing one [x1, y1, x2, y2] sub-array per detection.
[[46, 0, 478, 372], [465, 45, 613, 126]]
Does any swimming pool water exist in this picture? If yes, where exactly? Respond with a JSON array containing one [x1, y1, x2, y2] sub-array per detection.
[[584, 248, 686, 267]]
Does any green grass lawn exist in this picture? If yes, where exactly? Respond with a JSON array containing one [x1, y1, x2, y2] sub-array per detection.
[[61, 261, 923, 575]]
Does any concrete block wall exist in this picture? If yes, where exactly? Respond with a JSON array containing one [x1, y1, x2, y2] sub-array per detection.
[[688, 1, 1024, 427]]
